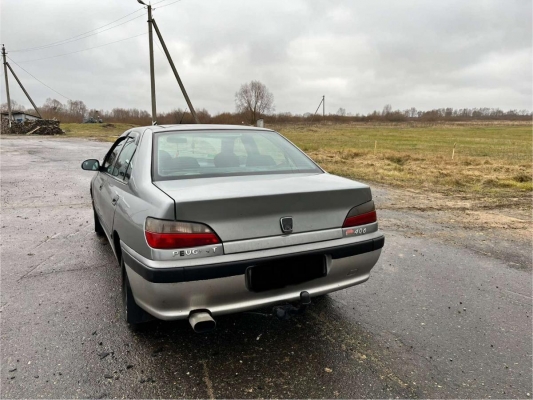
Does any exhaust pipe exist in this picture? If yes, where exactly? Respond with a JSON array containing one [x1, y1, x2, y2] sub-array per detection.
[[189, 311, 216, 333]]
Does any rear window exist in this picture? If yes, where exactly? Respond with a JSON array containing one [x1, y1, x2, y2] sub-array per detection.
[[153, 130, 322, 181]]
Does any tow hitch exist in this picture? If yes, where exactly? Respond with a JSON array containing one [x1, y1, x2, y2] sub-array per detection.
[[272, 291, 311, 320]]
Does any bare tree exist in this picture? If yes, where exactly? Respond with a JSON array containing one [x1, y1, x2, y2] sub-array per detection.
[[382, 104, 392, 115], [0, 99, 24, 112], [235, 80, 275, 124], [336, 107, 346, 116], [43, 98, 64, 113], [67, 100, 87, 120]]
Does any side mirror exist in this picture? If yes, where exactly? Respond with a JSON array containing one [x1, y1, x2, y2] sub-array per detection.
[[81, 159, 100, 171]]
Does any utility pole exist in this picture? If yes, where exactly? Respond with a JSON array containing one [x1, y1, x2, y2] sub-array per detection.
[[310, 96, 324, 124], [148, 5, 157, 125], [6, 62, 42, 118], [148, 4, 157, 124], [140, 1, 157, 125], [137, 0, 200, 124], [2, 45, 13, 127], [152, 19, 200, 124], [322, 95, 325, 121]]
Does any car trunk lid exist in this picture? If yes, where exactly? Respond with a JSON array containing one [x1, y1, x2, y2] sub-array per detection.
[[153, 173, 371, 242]]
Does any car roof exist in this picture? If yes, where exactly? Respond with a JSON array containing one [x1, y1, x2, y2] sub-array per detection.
[[143, 124, 275, 133]]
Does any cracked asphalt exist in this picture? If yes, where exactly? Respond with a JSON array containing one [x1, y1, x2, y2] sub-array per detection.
[[1, 137, 531, 399]]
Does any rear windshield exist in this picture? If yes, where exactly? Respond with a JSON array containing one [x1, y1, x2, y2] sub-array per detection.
[[153, 130, 322, 181]]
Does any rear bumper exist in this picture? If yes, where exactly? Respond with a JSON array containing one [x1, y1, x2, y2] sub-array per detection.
[[123, 235, 384, 283], [122, 233, 384, 320]]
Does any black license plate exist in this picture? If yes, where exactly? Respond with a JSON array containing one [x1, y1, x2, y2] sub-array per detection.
[[246, 254, 327, 292]]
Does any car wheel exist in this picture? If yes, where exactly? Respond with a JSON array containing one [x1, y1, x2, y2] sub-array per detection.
[[121, 257, 152, 326], [93, 204, 105, 236]]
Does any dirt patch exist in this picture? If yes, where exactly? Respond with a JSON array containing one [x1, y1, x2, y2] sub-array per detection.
[[377, 184, 532, 244]]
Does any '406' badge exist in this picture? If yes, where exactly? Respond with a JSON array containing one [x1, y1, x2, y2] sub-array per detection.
[[345, 227, 366, 236]]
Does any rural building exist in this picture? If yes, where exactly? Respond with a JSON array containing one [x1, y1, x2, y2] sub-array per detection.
[[1, 111, 41, 123]]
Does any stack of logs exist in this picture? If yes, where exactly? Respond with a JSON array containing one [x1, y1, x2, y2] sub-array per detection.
[[0, 118, 64, 135]]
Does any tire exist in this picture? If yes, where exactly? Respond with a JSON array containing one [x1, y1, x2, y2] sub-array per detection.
[[93, 204, 105, 236], [121, 257, 152, 326]]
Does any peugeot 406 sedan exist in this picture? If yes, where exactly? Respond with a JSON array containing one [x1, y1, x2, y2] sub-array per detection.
[[81, 125, 384, 332]]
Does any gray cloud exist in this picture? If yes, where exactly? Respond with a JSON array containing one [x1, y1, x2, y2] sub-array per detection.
[[1, 0, 531, 115]]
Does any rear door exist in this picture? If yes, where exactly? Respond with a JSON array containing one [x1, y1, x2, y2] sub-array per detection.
[[99, 132, 139, 236], [95, 134, 128, 235]]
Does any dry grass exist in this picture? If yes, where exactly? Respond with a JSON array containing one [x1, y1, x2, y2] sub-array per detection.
[[271, 121, 532, 206], [61, 122, 136, 142], [308, 148, 530, 199]]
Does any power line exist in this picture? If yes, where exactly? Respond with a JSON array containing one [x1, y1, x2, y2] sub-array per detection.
[[12, 33, 147, 63], [11, 12, 145, 53], [155, 0, 182, 10], [10, 8, 144, 53], [6, 56, 72, 101], [3, 0, 182, 105], [9, 1, 177, 54]]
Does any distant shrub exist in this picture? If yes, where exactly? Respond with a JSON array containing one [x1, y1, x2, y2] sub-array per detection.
[[513, 172, 532, 183]]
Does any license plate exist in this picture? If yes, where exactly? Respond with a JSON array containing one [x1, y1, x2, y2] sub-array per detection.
[[246, 254, 327, 292]]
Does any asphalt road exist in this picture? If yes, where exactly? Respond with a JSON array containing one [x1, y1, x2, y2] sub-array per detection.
[[1, 137, 531, 399]]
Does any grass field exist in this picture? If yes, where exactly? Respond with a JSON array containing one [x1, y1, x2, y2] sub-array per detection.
[[273, 121, 532, 203], [61, 122, 136, 141], [59, 121, 532, 205]]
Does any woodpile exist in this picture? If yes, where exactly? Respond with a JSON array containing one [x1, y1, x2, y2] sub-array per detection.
[[0, 118, 64, 135]]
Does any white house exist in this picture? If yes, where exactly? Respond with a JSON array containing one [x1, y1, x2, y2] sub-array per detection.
[[1, 111, 41, 123]]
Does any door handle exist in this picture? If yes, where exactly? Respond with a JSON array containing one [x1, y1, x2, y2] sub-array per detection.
[[111, 195, 119, 205], [99, 183, 103, 190]]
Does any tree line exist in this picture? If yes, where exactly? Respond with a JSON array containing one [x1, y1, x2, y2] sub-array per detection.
[[1, 98, 530, 125]]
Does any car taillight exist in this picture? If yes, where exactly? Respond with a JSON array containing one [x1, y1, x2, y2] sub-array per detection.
[[145, 218, 221, 249], [342, 200, 377, 228]]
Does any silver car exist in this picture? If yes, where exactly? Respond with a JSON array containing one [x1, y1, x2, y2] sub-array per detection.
[[81, 125, 384, 332]]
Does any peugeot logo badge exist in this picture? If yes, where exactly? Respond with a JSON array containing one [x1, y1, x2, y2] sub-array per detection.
[[280, 217, 293, 233]]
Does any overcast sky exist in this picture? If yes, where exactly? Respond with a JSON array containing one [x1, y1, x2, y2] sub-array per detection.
[[1, 0, 531, 115]]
